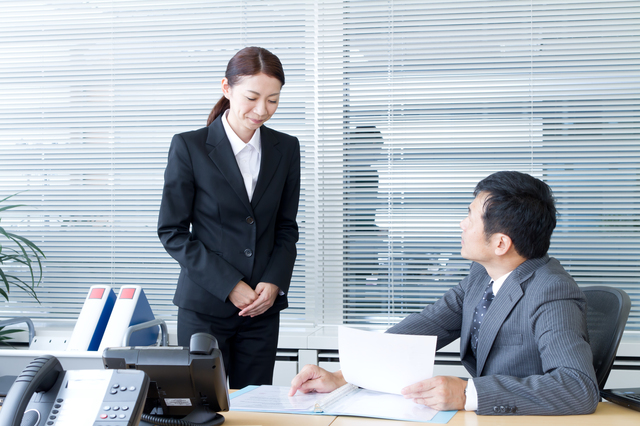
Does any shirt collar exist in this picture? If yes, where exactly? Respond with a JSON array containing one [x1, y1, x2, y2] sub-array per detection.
[[492, 270, 513, 296], [221, 110, 261, 156]]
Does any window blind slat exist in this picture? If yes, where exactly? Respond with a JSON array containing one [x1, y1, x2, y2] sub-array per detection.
[[1, 0, 638, 333]]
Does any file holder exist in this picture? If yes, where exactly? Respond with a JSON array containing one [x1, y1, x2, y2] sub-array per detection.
[[98, 286, 162, 351], [66, 285, 117, 351]]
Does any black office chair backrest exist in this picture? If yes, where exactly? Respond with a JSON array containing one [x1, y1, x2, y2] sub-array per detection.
[[581, 285, 631, 389]]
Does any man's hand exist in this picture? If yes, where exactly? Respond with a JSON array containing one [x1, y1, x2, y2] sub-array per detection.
[[289, 365, 347, 396], [238, 282, 280, 317], [228, 280, 258, 310], [401, 376, 467, 411]]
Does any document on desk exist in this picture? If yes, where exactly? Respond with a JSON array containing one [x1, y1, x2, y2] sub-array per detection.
[[230, 327, 452, 423], [230, 385, 457, 423], [338, 326, 438, 395]]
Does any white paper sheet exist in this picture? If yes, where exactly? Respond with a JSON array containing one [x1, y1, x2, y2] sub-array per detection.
[[231, 385, 319, 411], [327, 387, 439, 422], [338, 326, 437, 395], [230, 385, 440, 423]]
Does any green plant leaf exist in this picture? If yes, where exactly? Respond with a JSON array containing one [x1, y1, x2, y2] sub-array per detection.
[[6, 231, 46, 258], [3, 232, 42, 287], [0, 326, 22, 344], [0, 327, 21, 336], [0, 192, 20, 203], [1, 273, 39, 301], [0, 204, 25, 214], [0, 267, 10, 297], [0, 191, 44, 306]]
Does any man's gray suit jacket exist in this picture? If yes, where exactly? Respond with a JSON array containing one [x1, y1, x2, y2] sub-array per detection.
[[387, 255, 599, 415]]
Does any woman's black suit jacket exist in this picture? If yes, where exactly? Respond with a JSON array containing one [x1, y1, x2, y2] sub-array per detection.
[[158, 115, 300, 319]]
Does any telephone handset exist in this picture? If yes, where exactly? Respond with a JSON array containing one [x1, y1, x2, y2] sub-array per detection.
[[0, 355, 149, 426]]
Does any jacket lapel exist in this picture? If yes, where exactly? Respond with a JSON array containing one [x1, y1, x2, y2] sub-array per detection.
[[460, 273, 492, 360], [251, 126, 282, 209], [475, 275, 523, 375], [206, 117, 252, 213], [475, 256, 548, 375]]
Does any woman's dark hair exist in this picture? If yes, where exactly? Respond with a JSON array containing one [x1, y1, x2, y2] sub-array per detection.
[[207, 47, 285, 126], [474, 171, 557, 259]]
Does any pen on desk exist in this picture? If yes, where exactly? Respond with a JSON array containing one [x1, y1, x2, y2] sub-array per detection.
[[313, 383, 360, 413]]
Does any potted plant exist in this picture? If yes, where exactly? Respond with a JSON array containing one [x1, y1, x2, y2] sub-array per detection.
[[0, 193, 45, 343]]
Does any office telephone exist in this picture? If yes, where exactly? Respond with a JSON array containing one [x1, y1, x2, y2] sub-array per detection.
[[0, 355, 149, 426]]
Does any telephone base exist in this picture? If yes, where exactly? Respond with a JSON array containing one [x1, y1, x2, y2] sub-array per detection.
[[140, 406, 225, 426]]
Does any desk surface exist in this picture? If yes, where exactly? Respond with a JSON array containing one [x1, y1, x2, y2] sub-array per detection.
[[326, 401, 640, 426], [222, 401, 640, 426], [222, 410, 335, 425], [1, 400, 638, 425]]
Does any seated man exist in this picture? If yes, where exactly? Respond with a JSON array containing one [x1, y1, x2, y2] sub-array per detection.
[[290, 171, 599, 416]]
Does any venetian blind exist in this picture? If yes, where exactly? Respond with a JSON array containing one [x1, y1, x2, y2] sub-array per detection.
[[0, 0, 638, 334], [0, 0, 316, 327], [314, 0, 640, 329]]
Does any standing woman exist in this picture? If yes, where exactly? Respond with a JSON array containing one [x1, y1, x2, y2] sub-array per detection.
[[158, 47, 300, 388]]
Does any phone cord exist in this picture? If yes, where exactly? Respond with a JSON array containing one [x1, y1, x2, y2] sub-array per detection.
[[140, 413, 223, 426]]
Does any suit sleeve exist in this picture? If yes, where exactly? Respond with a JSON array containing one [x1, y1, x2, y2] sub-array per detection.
[[387, 275, 467, 350], [157, 133, 244, 302], [258, 137, 300, 294], [473, 279, 599, 415]]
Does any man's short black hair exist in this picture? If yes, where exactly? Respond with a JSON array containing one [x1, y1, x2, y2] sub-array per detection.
[[474, 171, 557, 259]]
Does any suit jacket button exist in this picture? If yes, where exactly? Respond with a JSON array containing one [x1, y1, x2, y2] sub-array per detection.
[[246, 216, 254, 225], [244, 249, 253, 257]]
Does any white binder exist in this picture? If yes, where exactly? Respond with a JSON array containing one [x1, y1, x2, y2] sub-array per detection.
[[97, 285, 158, 352], [66, 285, 117, 351]]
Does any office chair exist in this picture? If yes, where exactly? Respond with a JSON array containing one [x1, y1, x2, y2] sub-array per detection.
[[581, 285, 631, 389]]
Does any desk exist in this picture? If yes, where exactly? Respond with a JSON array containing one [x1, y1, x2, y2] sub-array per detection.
[[326, 401, 640, 426], [1, 400, 638, 425], [222, 411, 335, 425], [223, 402, 639, 426], [0, 405, 337, 426]]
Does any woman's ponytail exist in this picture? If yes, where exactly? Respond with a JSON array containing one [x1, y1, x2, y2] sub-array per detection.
[[207, 96, 229, 126]]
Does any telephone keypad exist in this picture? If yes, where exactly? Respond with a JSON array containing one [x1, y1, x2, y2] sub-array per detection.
[[49, 370, 145, 425], [95, 375, 145, 424]]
